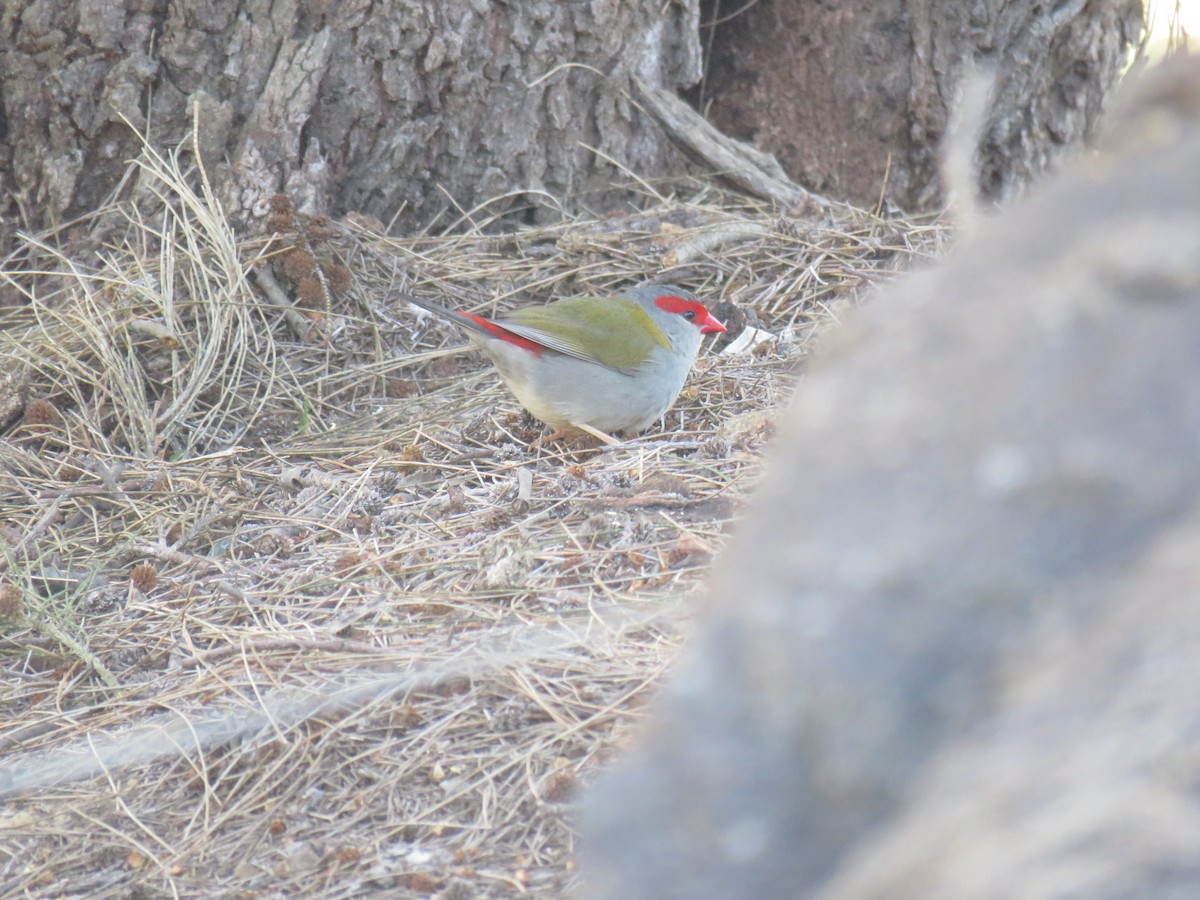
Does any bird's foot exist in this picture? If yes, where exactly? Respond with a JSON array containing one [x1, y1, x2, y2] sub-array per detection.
[[575, 423, 622, 446], [533, 424, 622, 450]]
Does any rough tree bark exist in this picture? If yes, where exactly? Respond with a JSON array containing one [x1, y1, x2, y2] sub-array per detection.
[[0, 0, 701, 253], [698, 0, 1145, 211], [1, 0, 1144, 255]]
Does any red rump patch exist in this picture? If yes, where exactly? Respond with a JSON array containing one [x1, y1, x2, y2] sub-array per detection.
[[463, 312, 544, 356]]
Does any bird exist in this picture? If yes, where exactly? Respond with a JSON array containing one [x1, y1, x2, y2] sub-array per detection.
[[404, 284, 726, 444]]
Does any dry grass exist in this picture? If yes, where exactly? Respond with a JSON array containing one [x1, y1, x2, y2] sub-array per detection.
[[0, 136, 946, 897]]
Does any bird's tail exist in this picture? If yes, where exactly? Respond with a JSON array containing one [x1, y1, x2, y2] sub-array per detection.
[[402, 293, 497, 342]]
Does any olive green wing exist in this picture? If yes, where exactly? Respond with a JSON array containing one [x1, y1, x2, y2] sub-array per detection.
[[499, 295, 672, 373]]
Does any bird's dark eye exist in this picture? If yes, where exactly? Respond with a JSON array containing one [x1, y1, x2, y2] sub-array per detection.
[[683, 310, 696, 321]]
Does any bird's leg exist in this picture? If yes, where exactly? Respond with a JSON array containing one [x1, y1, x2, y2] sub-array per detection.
[[534, 424, 621, 448], [575, 423, 622, 446], [533, 427, 574, 447]]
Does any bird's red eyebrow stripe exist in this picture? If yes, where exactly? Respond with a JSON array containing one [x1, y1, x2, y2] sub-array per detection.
[[462, 312, 544, 356], [654, 295, 700, 315]]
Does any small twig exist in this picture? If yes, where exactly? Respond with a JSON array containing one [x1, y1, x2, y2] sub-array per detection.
[[171, 636, 392, 671], [662, 222, 769, 266], [581, 492, 702, 510], [0, 496, 65, 574], [34, 616, 122, 690], [252, 266, 319, 341], [133, 541, 223, 574]]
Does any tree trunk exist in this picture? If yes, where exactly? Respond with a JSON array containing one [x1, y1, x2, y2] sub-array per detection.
[[0, 0, 701, 252], [698, 0, 1144, 211], [0, 0, 1144, 256]]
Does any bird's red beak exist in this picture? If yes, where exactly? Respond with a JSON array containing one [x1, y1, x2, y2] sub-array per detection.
[[698, 310, 726, 335]]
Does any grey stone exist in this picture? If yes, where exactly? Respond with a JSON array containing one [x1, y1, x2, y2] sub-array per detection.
[[580, 56, 1200, 900]]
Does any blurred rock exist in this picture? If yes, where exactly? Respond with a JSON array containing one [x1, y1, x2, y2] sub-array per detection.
[[580, 56, 1200, 900]]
